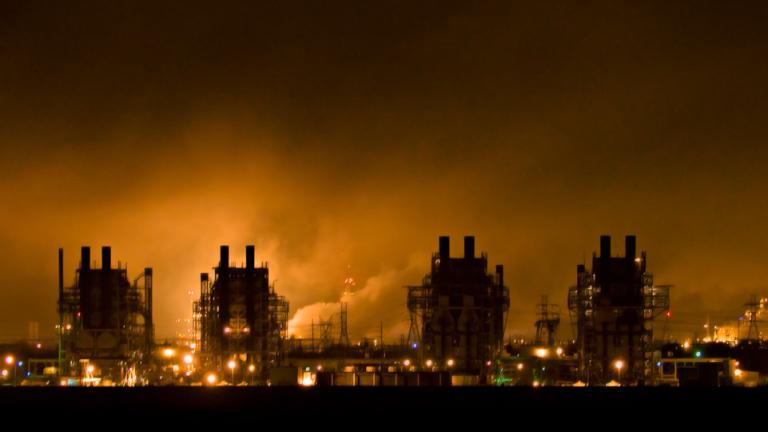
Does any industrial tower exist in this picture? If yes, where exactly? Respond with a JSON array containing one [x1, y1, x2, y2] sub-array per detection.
[[408, 236, 510, 373], [58, 247, 153, 384], [568, 235, 669, 385], [194, 245, 289, 381]]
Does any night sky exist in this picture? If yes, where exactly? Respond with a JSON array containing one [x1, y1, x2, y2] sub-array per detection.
[[1, 1, 767, 341]]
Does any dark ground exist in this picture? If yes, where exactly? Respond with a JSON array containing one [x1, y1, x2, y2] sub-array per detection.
[[0, 387, 762, 426]]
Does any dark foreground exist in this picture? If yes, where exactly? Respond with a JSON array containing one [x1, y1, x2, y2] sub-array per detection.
[[1, 386, 763, 425]]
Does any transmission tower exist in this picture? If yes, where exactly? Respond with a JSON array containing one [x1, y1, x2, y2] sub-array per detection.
[[745, 294, 761, 340], [535, 295, 560, 346]]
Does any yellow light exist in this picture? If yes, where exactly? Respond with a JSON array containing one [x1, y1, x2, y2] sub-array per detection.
[[189, 343, 197, 350], [517, 363, 524, 371], [403, 359, 411, 367], [614, 360, 624, 370], [533, 381, 540, 387], [163, 348, 175, 358], [228, 360, 236, 370], [735, 369, 743, 377], [86, 365, 95, 374], [183, 354, 194, 365], [556, 347, 563, 356], [224, 327, 232, 334], [447, 359, 455, 367], [4, 355, 13, 365], [535, 348, 548, 358], [206, 373, 217, 385], [683, 341, 690, 349], [248, 364, 256, 373], [425, 359, 434, 368], [316, 365, 323, 371]]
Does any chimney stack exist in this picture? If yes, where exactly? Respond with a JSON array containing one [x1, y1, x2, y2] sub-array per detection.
[[464, 236, 475, 259], [600, 235, 611, 259]]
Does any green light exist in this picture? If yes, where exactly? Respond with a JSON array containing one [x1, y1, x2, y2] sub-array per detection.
[[695, 351, 702, 358]]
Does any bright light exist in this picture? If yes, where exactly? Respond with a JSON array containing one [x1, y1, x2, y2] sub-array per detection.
[[634, 257, 642, 263], [36, 343, 42, 349], [735, 369, 743, 377], [447, 359, 455, 367], [248, 364, 256, 373], [533, 381, 540, 387], [683, 341, 690, 349], [534, 348, 548, 358], [227, 360, 236, 370], [242, 327, 250, 333], [556, 347, 564, 356], [316, 365, 323, 371], [183, 354, 194, 365], [224, 326, 232, 334], [695, 351, 702, 358], [517, 363, 524, 371], [403, 359, 411, 367], [206, 373, 218, 385], [1, 370, 7, 377], [86, 365, 95, 374], [614, 360, 624, 370], [189, 343, 197, 350], [4, 355, 13, 365], [163, 348, 175, 358], [425, 359, 434, 368]]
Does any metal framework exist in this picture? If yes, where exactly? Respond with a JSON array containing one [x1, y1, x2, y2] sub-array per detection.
[[535, 295, 560, 346], [567, 236, 670, 385], [407, 236, 509, 373], [194, 245, 288, 381], [58, 247, 153, 385]]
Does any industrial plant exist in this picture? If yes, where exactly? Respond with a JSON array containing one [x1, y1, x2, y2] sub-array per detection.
[[56, 246, 154, 385], [407, 236, 509, 379], [3, 235, 768, 388], [194, 245, 289, 383]]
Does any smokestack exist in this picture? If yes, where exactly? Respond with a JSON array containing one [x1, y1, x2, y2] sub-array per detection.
[[220, 245, 229, 269], [58, 248, 64, 312], [464, 236, 475, 259], [600, 235, 611, 259], [246, 245, 255, 269], [496, 264, 504, 287], [81, 246, 90, 271], [439, 236, 450, 261], [101, 246, 111, 270], [625, 235, 636, 259], [201, 273, 209, 282]]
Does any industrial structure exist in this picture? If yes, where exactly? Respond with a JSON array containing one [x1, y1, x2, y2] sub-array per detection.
[[57, 247, 154, 384], [535, 295, 560, 346], [194, 245, 289, 381], [568, 235, 670, 385], [408, 236, 510, 375]]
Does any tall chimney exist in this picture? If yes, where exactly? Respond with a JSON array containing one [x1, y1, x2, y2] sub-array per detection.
[[496, 264, 504, 287], [58, 248, 64, 312], [600, 235, 611, 259], [625, 235, 637, 259], [220, 245, 229, 269], [101, 246, 111, 270], [464, 236, 475, 259], [81, 246, 90, 271], [439, 236, 450, 261], [201, 273, 209, 282], [246, 245, 255, 269]]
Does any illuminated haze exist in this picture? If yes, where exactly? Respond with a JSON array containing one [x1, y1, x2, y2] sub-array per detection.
[[1, 2, 767, 341]]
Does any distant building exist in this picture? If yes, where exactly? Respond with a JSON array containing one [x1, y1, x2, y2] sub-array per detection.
[[568, 235, 669, 385], [58, 247, 153, 384], [408, 236, 509, 374], [194, 245, 288, 381]]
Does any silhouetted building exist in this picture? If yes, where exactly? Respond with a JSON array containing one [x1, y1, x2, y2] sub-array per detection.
[[58, 247, 153, 384], [408, 236, 509, 374], [568, 235, 669, 384], [194, 245, 288, 381]]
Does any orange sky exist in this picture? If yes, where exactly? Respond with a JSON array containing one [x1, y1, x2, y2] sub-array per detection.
[[1, 1, 767, 341]]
